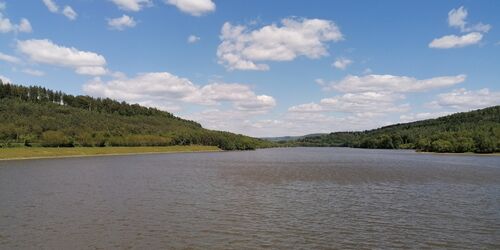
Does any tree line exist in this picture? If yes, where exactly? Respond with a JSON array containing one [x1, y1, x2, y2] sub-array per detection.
[[289, 106, 500, 153]]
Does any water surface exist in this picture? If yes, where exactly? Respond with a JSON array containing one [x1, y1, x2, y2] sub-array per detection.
[[1, 148, 499, 249]]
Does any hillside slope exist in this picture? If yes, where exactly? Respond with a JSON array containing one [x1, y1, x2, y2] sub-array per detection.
[[0, 82, 273, 150], [293, 106, 500, 153]]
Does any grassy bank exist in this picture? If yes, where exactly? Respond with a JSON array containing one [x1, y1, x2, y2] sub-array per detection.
[[0, 145, 221, 161]]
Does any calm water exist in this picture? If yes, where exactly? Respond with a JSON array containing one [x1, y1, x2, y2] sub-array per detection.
[[0, 148, 499, 249]]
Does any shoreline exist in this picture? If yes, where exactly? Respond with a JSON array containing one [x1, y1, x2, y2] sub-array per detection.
[[415, 151, 500, 156], [0, 146, 222, 161], [277, 146, 500, 156]]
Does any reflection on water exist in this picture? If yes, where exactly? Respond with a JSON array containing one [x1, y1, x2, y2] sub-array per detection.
[[0, 148, 499, 249]]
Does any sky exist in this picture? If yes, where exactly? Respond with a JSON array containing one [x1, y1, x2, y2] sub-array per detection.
[[0, 0, 499, 137]]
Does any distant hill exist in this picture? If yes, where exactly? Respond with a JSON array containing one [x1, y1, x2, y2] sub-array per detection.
[[0, 81, 273, 150], [289, 106, 500, 153], [261, 133, 326, 142]]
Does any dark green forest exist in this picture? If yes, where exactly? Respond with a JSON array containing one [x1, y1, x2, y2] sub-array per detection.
[[290, 106, 500, 153], [0, 81, 274, 150]]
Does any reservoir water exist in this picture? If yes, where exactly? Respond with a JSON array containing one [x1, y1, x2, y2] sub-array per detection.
[[0, 147, 499, 249]]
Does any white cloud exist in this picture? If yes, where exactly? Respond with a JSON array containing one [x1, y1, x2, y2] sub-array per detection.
[[320, 92, 408, 114], [448, 6, 491, 33], [333, 57, 352, 70], [0, 6, 32, 33], [0, 52, 21, 64], [187, 107, 396, 137], [288, 102, 325, 113], [22, 68, 45, 76], [286, 73, 468, 134], [289, 92, 408, 115], [0, 13, 14, 33], [62, 6, 77, 20], [187, 35, 200, 43], [184, 83, 276, 111], [42, 0, 59, 13], [285, 73, 466, 132], [0, 74, 11, 83], [331, 74, 466, 93], [448, 6, 467, 31], [75, 66, 108, 76], [217, 17, 343, 71], [84, 72, 196, 102], [429, 32, 483, 49], [18, 18, 32, 32], [184, 109, 265, 136], [42, 0, 77, 20], [83, 72, 276, 112], [17, 39, 107, 76], [165, 0, 215, 16], [107, 15, 136, 30], [110, 0, 151, 11], [430, 6, 491, 49], [315, 78, 326, 86], [400, 112, 451, 123], [428, 88, 500, 110]]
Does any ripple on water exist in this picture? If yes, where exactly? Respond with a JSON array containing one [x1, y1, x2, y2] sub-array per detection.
[[0, 147, 499, 249]]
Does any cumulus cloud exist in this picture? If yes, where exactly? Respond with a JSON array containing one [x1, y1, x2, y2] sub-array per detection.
[[217, 18, 343, 71], [187, 35, 200, 43], [448, 6, 491, 33], [165, 0, 215, 16], [108, 15, 137, 30], [331, 74, 466, 93], [428, 88, 500, 110], [332, 57, 352, 70], [83, 72, 276, 112], [0, 5, 32, 33], [429, 32, 483, 49], [0, 52, 21, 64], [430, 6, 491, 49], [287, 73, 466, 131], [42, 0, 77, 20], [17, 39, 108, 76]]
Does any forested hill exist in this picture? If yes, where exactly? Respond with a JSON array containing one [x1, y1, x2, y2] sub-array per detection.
[[0, 81, 273, 150], [293, 106, 500, 153]]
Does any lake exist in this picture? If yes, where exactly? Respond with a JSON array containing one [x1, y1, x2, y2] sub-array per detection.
[[0, 147, 499, 249]]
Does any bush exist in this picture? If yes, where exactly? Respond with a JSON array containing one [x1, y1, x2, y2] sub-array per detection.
[[41, 131, 73, 147], [431, 139, 453, 153], [453, 137, 474, 153]]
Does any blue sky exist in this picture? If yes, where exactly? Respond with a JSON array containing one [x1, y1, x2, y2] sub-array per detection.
[[1, 0, 499, 136]]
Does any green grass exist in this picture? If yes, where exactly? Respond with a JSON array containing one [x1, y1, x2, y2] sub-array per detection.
[[0, 145, 222, 160]]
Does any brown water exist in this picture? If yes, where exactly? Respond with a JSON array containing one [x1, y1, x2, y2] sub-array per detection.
[[0, 147, 499, 249]]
